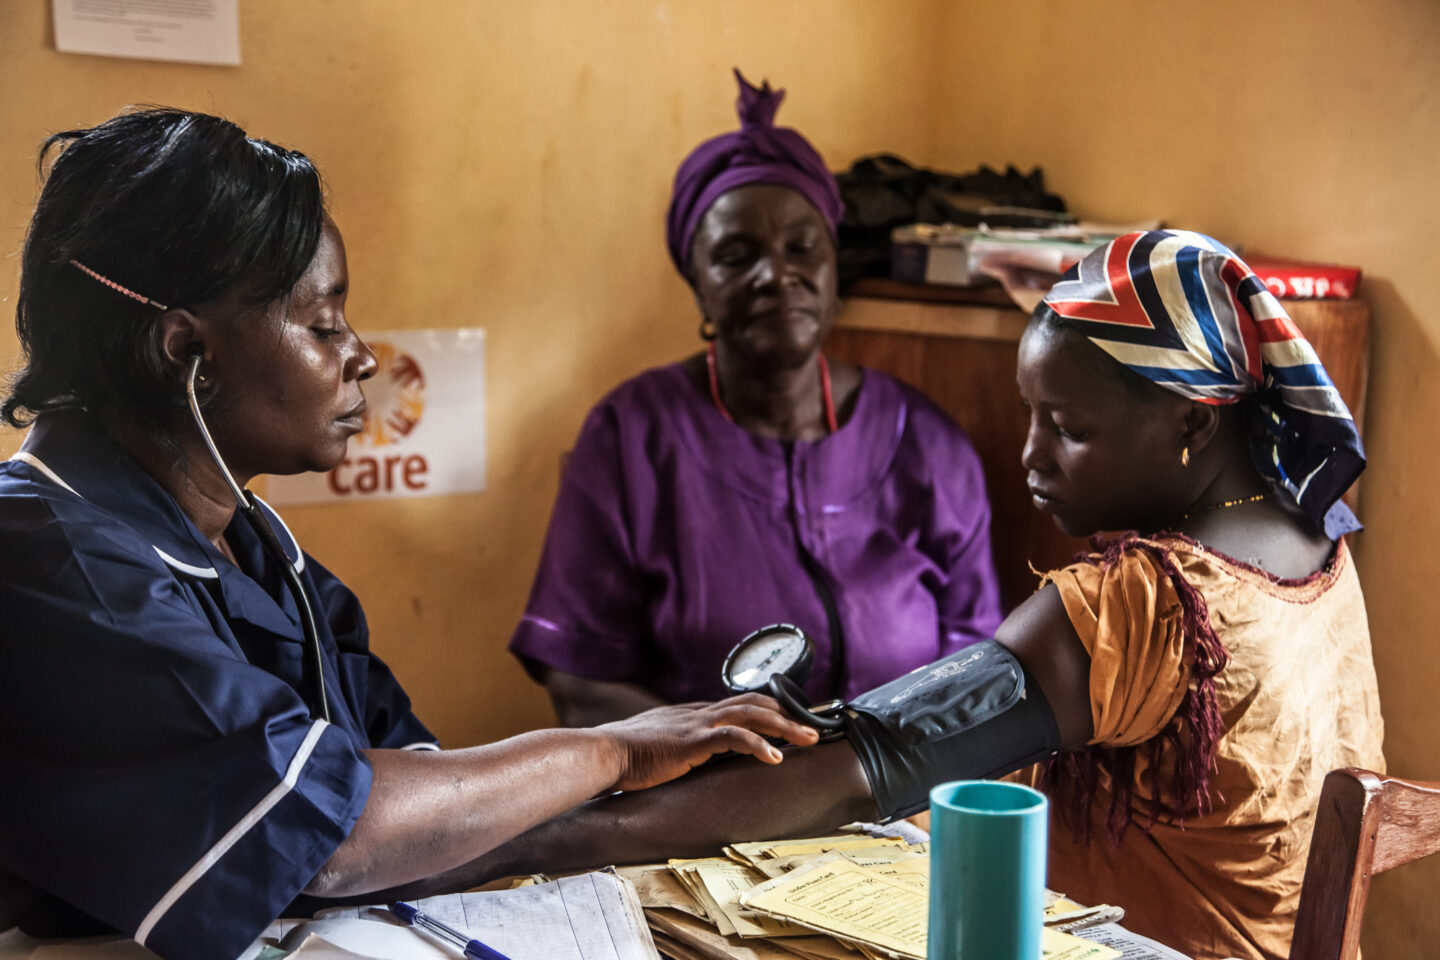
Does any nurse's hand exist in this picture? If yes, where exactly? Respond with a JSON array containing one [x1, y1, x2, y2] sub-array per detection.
[[599, 693, 821, 792]]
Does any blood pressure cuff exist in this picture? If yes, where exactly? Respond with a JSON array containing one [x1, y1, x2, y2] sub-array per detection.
[[843, 640, 1061, 821]]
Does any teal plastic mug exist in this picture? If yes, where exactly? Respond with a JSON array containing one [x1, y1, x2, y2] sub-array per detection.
[[927, 780, 1048, 960]]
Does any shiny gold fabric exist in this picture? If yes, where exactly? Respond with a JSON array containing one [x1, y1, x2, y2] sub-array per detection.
[[1014, 535, 1385, 960]]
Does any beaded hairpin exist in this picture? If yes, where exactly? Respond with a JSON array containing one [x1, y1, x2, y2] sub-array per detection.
[[69, 259, 168, 312]]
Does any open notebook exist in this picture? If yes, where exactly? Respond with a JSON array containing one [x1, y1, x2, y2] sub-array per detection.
[[272, 871, 659, 960], [0, 872, 658, 960]]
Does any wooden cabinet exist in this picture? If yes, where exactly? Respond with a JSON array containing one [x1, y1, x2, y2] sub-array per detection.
[[826, 286, 1370, 609]]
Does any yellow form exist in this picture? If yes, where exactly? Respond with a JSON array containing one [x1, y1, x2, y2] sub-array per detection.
[[667, 857, 740, 935], [725, 835, 860, 866], [692, 859, 809, 939], [1041, 928, 1122, 960], [761, 836, 911, 860], [612, 863, 710, 920], [740, 858, 927, 960], [740, 855, 1118, 960]]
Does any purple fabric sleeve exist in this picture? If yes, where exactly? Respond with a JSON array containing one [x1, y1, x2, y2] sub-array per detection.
[[914, 407, 1007, 657], [511, 402, 656, 682]]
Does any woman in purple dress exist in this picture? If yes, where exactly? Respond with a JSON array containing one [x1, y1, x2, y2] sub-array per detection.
[[510, 72, 1004, 725]]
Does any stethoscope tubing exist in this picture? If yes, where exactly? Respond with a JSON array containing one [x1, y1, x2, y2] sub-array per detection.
[[186, 355, 331, 723], [767, 674, 846, 731]]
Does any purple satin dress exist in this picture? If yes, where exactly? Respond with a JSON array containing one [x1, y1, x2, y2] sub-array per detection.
[[509, 363, 1003, 704]]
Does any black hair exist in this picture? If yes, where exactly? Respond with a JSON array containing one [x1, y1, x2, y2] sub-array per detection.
[[2, 108, 326, 439], [1031, 301, 1163, 401]]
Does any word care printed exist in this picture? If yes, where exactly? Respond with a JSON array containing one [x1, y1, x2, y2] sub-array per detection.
[[264, 328, 486, 505]]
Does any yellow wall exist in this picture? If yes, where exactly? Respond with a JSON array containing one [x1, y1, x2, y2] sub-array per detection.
[[2, 0, 1436, 952]]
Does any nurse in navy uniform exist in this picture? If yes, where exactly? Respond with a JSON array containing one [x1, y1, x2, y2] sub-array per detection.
[[0, 108, 816, 960]]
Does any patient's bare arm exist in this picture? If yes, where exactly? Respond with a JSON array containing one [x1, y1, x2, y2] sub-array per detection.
[[402, 618, 1089, 894], [434, 739, 875, 887]]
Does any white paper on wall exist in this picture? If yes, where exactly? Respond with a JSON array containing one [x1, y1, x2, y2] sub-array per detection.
[[53, 0, 241, 65], [264, 328, 487, 506]]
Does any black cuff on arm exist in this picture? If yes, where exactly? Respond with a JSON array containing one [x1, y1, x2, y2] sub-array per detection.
[[843, 641, 1061, 821]]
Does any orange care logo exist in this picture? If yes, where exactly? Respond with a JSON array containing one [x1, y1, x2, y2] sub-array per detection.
[[328, 341, 431, 496], [359, 342, 426, 447]]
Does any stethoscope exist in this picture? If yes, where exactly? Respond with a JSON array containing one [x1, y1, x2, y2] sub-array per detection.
[[720, 623, 846, 732], [186, 352, 331, 722]]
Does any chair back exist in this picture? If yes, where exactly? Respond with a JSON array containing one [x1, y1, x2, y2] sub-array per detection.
[[1291, 767, 1440, 960]]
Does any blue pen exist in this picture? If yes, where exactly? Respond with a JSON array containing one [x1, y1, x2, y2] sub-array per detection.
[[388, 900, 513, 960]]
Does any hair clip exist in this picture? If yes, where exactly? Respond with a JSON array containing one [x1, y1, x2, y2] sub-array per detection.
[[69, 259, 168, 311]]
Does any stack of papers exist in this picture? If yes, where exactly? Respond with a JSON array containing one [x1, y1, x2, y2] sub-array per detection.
[[613, 830, 1146, 960], [889, 221, 1161, 292]]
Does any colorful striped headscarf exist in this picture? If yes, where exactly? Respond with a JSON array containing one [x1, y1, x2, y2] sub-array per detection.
[[665, 69, 844, 275], [1039, 230, 1364, 539]]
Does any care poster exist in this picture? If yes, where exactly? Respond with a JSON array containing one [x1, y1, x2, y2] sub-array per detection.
[[263, 328, 486, 506]]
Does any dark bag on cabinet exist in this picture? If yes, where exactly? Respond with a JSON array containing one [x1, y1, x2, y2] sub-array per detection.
[[834, 154, 1068, 286]]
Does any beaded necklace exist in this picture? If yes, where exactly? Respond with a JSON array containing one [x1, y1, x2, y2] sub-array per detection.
[[1180, 491, 1271, 523], [705, 341, 838, 434]]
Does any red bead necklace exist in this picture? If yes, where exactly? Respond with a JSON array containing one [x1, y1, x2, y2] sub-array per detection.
[[706, 341, 838, 434]]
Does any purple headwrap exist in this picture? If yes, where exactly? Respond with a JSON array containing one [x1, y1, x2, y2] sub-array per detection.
[[665, 69, 845, 275]]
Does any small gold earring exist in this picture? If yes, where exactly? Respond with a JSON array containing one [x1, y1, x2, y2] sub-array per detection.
[[1181, 446, 1191, 468], [698, 318, 717, 342]]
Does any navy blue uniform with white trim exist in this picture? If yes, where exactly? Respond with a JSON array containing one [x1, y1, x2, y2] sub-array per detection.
[[0, 411, 436, 960]]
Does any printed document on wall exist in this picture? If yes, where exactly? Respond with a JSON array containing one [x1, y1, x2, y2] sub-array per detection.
[[53, 0, 241, 65], [265, 329, 487, 506]]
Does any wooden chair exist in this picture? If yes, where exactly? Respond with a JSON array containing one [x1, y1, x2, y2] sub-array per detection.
[[1290, 767, 1440, 960]]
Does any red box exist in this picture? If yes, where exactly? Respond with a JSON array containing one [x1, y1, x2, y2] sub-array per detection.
[[1243, 255, 1361, 300]]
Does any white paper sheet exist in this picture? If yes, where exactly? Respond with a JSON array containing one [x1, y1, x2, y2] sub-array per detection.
[[1075, 923, 1193, 960], [311, 873, 660, 960], [52, 0, 240, 65]]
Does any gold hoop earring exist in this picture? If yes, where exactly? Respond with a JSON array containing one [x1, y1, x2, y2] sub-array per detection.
[[699, 318, 717, 342], [1181, 446, 1191, 468]]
